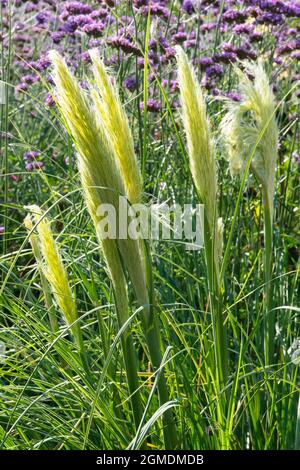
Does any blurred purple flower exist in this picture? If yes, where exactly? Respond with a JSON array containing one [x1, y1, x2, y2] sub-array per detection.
[[236, 45, 257, 60], [198, 56, 214, 70], [233, 24, 254, 35], [16, 83, 28, 94], [173, 31, 187, 43], [24, 151, 41, 161], [182, 0, 194, 15], [292, 152, 300, 164], [65, 2, 93, 15], [249, 32, 263, 43], [225, 91, 241, 102], [22, 74, 39, 84], [141, 3, 170, 20], [124, 76, 138, 91], [206, 64, 224, 78], [258, 12, 284, 24], [107, 36, 142, 56], [213, 51, 237, 64], [26, 161, 44, 171], [200, 23, 217, 32], [83, 22, 105, 37], [222, 10, 248, 24], [51, 32, 66, 44], [45, 92, 55, 107], [140, 99, 162, 112], [291, 51, 300, 61]]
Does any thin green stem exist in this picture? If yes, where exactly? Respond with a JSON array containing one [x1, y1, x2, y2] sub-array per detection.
[[142, 241, 178, 449], [263, 191, 274, 366], [203, 212, 228, 390], [114, 286, 144, 432]]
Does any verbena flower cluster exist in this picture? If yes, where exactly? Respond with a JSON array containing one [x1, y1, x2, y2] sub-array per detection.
[[1, 0, 299, 173]]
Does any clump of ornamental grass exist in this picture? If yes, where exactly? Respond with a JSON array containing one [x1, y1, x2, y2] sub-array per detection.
[[175, 46, 228, 393], [221, 60, 279, 365], [49, 50, 177, 447], [24, 205, 86, 363]]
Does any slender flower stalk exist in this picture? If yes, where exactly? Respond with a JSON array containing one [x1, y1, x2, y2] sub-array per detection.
[[49, 51, 177, 446], [89, 51, 177, 447], [221, 60, 278, 365], [48, 50, 143, 430], [24, 206, 85, 359], [176, 46, 228, 390]]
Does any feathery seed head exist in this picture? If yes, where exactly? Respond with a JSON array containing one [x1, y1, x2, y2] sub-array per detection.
[[221, 60, 278, 214], [89, 49, 142, 204], [24, 205, 79, 340], [49, 51, 148, 319], [175, 46, 217, 233], [49, 49, 125, 205]]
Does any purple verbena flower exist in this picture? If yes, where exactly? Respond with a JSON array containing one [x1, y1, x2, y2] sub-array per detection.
[[133, 0, 148, 7], [141, 3, 169, 20], [83, 22, 104, 37], [184, 39, 197, 48], [182, 0, 194, 15], [225, 91, 241, 102], [16, 83, 28, 94], [213, 51, 237, 64], [249, 32, 263, 43], [36, 11, 52, 24], [222, 42, 237, 53], [258, 12, 283, 24], [45, 92, 55, 107], [198, 56, 214, 70], [51, 32, 66, 43], [26, 161, 44, 171], [291, 51, 300, 61], [65, 2, 93, 15], [23, 151, 41, 161], [200, 22, 217, 32], [124, 76, 138, 91], [173, 31, 188, 43], [222, 9, 248, 24], [22, 74, 38, 84], [140, 99, 162, 112], [107, 36, 142, 56], [206, 64, 224, 77], [236, 45, 257, 60], [233, 23, 254, 35]]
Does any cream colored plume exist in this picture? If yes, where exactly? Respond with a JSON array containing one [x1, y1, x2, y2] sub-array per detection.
[[49, 50, 149, 321], [25, 205, 82, 347], [175, 46, 217, 235], [221, 60, 278, 216], [48, 50, 125, 206], [89, 48, 142, 205]]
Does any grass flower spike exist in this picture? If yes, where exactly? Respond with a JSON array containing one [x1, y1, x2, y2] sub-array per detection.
[[24, 213, 58, 333], [49, 51, 177, 445], [176, 46, 228, 394], [24, 205, 83, 351], [175, 46, 217, 239], [221, 59, 278, 218], [89, 49, 142, 205], [221, 60, 279, 365], [49, 49, 144, 429]]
